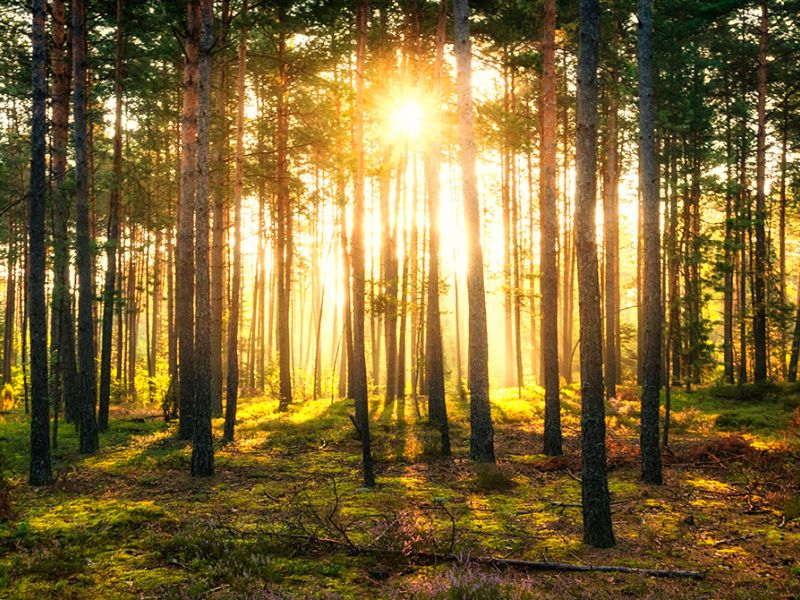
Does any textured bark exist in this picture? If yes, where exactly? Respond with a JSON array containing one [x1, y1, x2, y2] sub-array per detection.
[[638, 0, 662, 485], [224, 0, 247, 443], [49, 0, 79, 426], [28, 0, 53, 486], [191, 0, 214, 477], [540, 0, 561, 456], [177, 2, 199, 439], [425, 0, 450, 457], [210, 0, 230, 418], [73, 0, 99, 455], [603, 91, 619, 400], [352, 0, 375, 487], [453, 0, 494, 463], [149, 229, 162, 401], [381, 148, 398, 405], [276, 26, 293, 411], [723, 114, 734, 383], [752, 0, 768, 383], [99, 0, 124, 431], [575, 0, 614, 548]]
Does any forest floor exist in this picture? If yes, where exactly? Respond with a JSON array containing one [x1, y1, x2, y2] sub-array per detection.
[[0, 380, 799, 599]]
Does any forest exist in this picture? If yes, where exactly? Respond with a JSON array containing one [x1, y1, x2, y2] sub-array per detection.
[[0, 0, 799, 597]]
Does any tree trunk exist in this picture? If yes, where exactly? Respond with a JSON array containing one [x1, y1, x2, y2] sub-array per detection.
[[540, 0, 561, 456], [177, 0, 199, 439], [224, 0, 247, 443], [99, 0, 124, 430], [752, 0, 768, 383], [453, 0, 495, 463], [49, 0, 79, 427], [603, 84, 620, 400], [210, 0, 230, 418], [276, 26, 293, 411], [425, 0, 450, 457], [638, 0, 662, 485], [190, 0, 214, 477], [575, 0, 614, 548], [28, 0, 53, 485], [352, 0, 375, 487], [73, 0, 99, 454]]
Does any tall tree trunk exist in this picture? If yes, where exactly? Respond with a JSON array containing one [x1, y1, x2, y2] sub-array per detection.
[[177, 0, 199, 439], [210, 0, 230, 418], [723, 113, 735, 383], [540, 0, 561, 456], [638, 0, 662, 485], [49, 0, 79, 426], [603, 83, 619, 400], [191, 0, 214, 477], [575, 0, 614, 548], [752, 0, 768, 383], [4, 224, 16, 387], [28, 0, 53, 486], [73, 0, 99, 454], [381, 148, 398, 406], [224, 0, 247, 443], [453, 0, 495, 463], [778, 110, 788, 377], [276, 26, 293, 411], [352, 0, 375, 487], [149, 229, 162, 401], [425, 0, 450, 457], [99, 0, 124, 430]]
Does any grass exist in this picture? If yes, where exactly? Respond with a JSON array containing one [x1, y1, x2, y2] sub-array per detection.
[[0, 382, 797, 598]]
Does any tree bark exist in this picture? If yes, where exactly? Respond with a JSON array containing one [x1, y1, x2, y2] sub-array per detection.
[[453, 0, 495, 463], [210, 0, 230, 418], [276, 25, 293, 411], [425, 0, 450, 457], [224, 0, 247, 443], [575, 0, 614, 547], [540, 0, 561, 456], [638, 0, 662, 485], [177, 0, 199, 440], [73, 0, 99, 454], [352, 0, 376, 487], [191, 0, 215, 477], [49, 0, 79, 427], [28, 0, 53, 485], [99, 0, 124, 431], [752, 0, 768, 383]]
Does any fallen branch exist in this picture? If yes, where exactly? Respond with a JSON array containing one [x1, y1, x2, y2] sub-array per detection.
[[276, 533, 705, 580]]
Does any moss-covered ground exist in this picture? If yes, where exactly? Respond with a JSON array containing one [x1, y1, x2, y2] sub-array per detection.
[[0, 381, 798, 598]]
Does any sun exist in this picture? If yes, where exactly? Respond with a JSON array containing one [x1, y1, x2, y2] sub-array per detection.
[[387, 96, 425, 141]]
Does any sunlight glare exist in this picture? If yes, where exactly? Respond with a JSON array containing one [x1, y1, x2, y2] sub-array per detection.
[[388, 96, 424, 141]]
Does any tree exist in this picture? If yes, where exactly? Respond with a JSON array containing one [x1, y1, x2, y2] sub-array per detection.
[[453, 0, 495, 463], [540, 0, 562, 457], [575, 0, 613, 548], [752, 0, 768, 383], [352, 0, 375, 487], [49, 0, 79, 430], [73, 0, 99, 455], [224, 0, 248, 444], [177, 0, 199, 441], [276, 10, 293, 412], [99, 0, 125, 431], [425, 0, 451, 457], [28, 0, 52, 486], [191, 0, 214, 477], [638, 0, 662, 485]]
